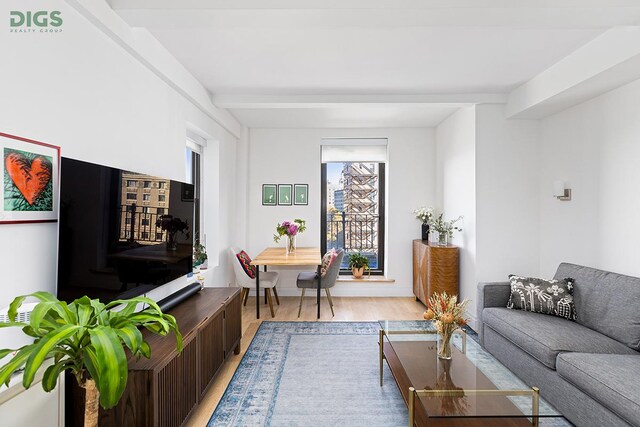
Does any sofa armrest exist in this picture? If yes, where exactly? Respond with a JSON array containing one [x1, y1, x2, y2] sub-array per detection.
[[476, 281, 511, 345]]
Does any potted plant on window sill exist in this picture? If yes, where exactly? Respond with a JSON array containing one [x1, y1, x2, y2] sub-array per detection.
[[347, 253, 370, 279], [0, 292, 182, 427], [193, 240, 208, 270]]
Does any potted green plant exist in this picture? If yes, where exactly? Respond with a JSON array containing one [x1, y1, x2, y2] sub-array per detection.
[[194, 240, 208, 270], [347, 253, 370, 279], [0, 292, 182, 427]]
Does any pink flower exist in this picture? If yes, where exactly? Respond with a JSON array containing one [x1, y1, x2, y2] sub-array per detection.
[[288, 224, 299, 235], [282, 221, 291, 228]]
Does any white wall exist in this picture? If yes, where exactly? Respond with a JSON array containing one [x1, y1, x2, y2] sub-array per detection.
[[475, 104, 540, 284], [435, 106, 477, 315], [435, 104, 540, 322], [245, 128, 436, 297], [0, 2, 238, 423], [0, 2, 238, 309], [539, 78, 640, 278]]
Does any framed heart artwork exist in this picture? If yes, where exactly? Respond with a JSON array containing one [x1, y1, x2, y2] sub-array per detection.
[[1, 132, 60, 224]]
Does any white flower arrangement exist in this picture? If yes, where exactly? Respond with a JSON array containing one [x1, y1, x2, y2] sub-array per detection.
[[413, 206, 434, 224]]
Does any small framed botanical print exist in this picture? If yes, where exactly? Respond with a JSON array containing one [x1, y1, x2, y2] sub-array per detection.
[[1, 132, 60, 223], [294, 184, 308, 205], [278, 184, 292, 205], [262, 184, 277, 206]]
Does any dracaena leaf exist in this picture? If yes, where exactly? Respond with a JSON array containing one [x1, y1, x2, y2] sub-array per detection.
[[42, 360, 68, 392], [89, 300, 108, 326], [114, 325, 143, 355], [0, 344, 37, 387], [0, 348, 16, 359], [0, 321, 28, 329], [83, 346, 100, 387], [22, 324, 82, 388], [88, 326, 128, 409], [29, 302, 59, 331]]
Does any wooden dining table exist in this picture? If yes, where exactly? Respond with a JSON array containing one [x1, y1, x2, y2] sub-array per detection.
[[251, 247, 323, 319]]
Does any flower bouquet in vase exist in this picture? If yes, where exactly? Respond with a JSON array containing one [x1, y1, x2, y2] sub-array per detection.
[[423, 292, 469, 359], [413, 206, 434, 240], [274, 219, 306, 254], [156, 215, 189, 250]]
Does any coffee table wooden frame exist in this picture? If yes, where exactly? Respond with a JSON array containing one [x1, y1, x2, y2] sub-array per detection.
[[378, 328, 541, 427]]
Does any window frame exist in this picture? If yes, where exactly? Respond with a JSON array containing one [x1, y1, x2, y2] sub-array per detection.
[[321, 162, 386, 275], [186, 140, 202, 243]]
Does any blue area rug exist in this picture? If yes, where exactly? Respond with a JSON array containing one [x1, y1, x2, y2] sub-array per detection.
[[208, 322, 407, 426], [208, 321, 570, 427]]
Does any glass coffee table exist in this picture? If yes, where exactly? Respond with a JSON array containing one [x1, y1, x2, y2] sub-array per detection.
[[379, 320, 566, 427]]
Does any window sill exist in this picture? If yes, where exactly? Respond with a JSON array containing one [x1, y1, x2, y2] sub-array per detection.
[[336, 276, 395, 283]]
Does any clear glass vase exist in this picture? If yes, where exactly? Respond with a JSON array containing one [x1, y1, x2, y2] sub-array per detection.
[[438, 232, 448, 246], [286, 235, 296, 254], [167, 232, 178, 251], [438, 326, 454, 360]]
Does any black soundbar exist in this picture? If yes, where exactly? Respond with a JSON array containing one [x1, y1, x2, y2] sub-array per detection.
[[156, 283, 202, 312]]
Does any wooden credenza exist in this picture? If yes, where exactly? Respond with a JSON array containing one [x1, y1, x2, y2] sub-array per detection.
[[66, 287, 242, 427], [413, 239, 460, 305]]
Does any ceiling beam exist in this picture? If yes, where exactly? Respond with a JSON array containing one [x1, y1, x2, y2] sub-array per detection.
[[110, 8, 640, 30], [214, 94, 506, 109], [506, 26, 640, 118], [108, 0, 640, 11], [67, 0, 243, 139]]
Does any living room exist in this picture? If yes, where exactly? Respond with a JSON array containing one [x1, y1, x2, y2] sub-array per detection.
[[0, 1, 639, 426]]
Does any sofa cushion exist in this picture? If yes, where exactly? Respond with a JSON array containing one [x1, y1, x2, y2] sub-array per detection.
[[507, 275, 576, 320], [557, 353, 640, 426], [554, 263, 640, 350], [482, 307, 637, 369]]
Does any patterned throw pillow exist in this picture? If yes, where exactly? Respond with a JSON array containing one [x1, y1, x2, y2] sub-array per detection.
[[236, 251, 256, 279], [320, 249, 337, 277], [507, 275, 576, 321]]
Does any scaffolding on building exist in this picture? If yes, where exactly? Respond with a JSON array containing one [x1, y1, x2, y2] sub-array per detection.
[[340, 163, 379, 260]]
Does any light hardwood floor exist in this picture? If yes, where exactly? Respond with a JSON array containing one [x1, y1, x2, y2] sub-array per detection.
[[185, 295, 426, 426]]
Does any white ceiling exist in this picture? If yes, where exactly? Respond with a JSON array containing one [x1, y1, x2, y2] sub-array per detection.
[[108, 0, 640, 128], [228, 105, 461, 128]]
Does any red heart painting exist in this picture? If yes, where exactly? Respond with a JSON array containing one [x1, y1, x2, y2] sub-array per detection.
[[5, 153, 52, 205]]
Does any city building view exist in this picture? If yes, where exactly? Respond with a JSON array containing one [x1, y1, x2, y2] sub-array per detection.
[[119, 172, 171, 244], [326, 162, 381, 270]]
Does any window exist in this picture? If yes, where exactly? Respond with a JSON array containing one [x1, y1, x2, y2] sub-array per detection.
[[156, 208, 165, 215], [126, 180, 137, 187], [142, 194, 150, 201], [320, 139, 387, 275], [143, 181, 151, 188], [141, 232, 149, 240], [158, 195, 166, 202], [186, 142, 202, 241], [142, 207, 149, 213], [159, 181, 167, 189], [125, 217, 131, 225], [141, 219, 149, 226], [155, 232, 164, 241], [126, 193, 137, 200]]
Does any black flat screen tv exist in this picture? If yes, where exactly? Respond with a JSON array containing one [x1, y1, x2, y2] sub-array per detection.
[[57, 157, 194, 303]]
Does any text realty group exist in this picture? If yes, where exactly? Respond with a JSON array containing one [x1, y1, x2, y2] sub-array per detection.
[[10, 11, 63, 33]]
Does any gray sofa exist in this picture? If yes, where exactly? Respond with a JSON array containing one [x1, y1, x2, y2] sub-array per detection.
[[477, 263, 640, 427]]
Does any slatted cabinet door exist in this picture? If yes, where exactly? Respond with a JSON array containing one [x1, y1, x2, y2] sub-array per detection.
[[198, 308, 225, 398], [224, 293, 242, 357], [156, 335, 198, 427]]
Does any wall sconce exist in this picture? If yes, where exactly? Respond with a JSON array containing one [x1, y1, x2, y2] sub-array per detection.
[[553, 180, 572, 201]]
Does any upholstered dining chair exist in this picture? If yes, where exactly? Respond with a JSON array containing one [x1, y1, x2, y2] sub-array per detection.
[[296, 249, 344, 317], [229, 247, 280, 317]]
